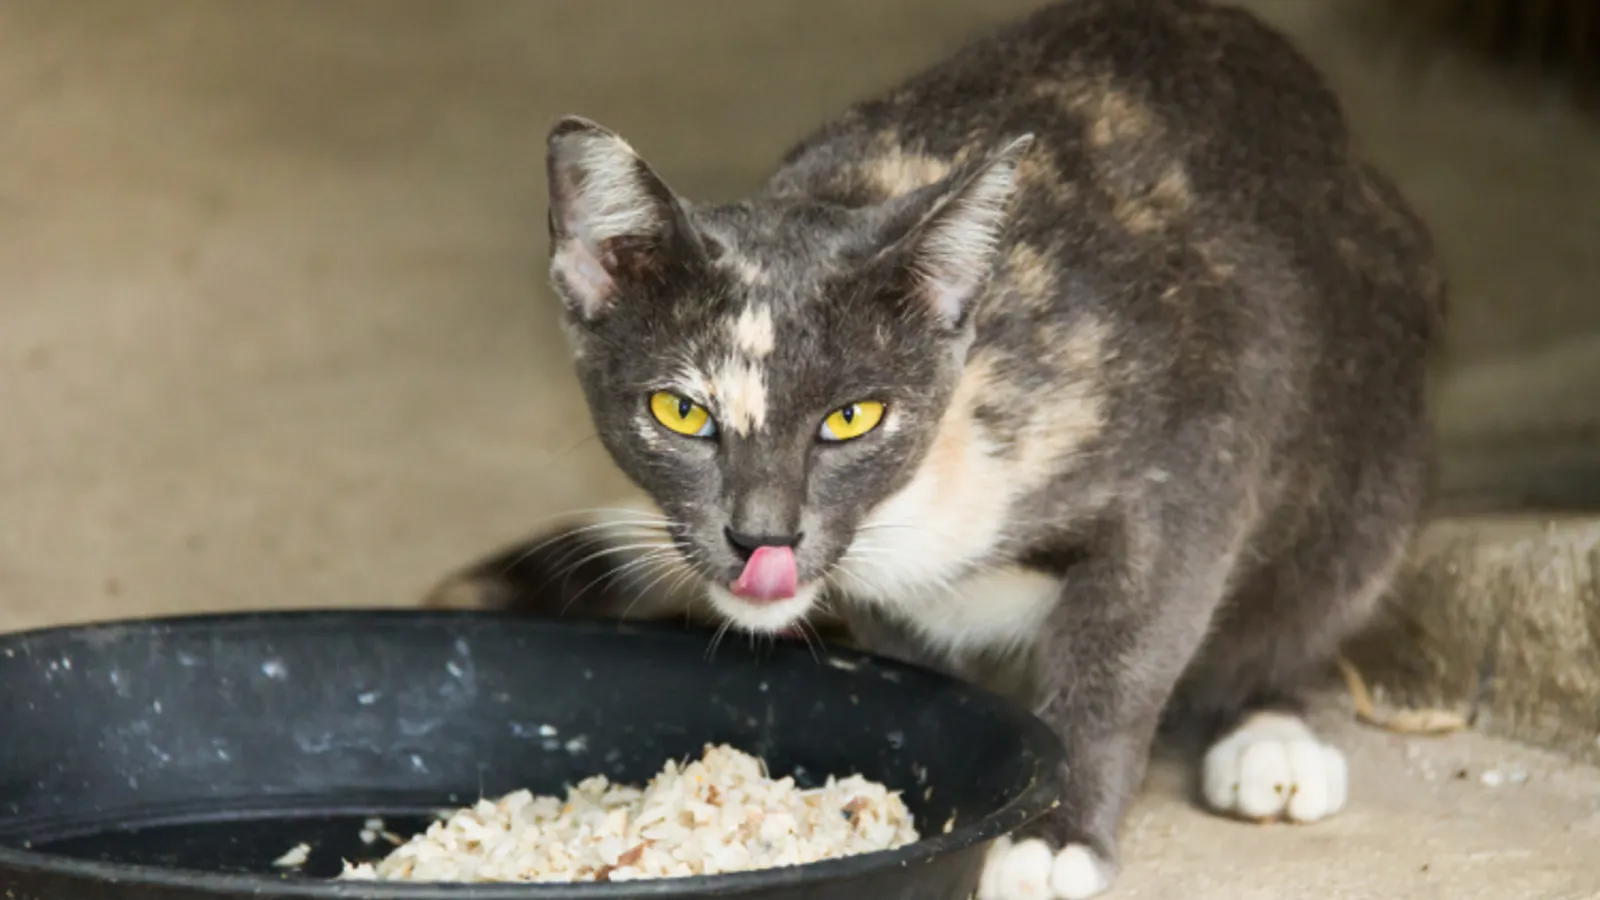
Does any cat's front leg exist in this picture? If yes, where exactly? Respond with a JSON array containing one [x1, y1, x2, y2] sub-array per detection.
[[979, 530, 1234, 900]]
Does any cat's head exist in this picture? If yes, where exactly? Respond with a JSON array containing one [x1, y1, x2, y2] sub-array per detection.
[[544, 116, 1032, 633]]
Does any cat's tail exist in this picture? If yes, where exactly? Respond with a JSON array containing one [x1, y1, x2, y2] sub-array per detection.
[[420, 498, 713, 625]]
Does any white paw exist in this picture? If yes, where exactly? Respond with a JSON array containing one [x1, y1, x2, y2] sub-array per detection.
[[978, 837, 1114, 900], [1202, 710, 1349, 823]]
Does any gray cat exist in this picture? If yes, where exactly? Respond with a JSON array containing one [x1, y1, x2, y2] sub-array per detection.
[[424, 1, 1444, 896]]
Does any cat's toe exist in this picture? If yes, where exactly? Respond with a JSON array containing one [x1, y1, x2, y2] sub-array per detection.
[[978, 837, 1055, 900], [978, 837, 1014, 900], [1202, 710, 1348, 823], [1049, 843, 1114, 899], [978, 837, 1114, 900]]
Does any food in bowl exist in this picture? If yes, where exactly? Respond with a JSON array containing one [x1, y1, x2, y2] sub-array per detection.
[[337, 744, 919, 883]]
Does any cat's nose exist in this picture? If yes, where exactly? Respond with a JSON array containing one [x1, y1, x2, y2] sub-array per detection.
[[724, 527, 802, 563]]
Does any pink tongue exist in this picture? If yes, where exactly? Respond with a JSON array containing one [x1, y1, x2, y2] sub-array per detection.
[[730, 546, 798, 602]]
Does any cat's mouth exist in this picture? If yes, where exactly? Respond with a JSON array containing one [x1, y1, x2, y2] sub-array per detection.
[[729, 546, 799, 603], [703, 545, 820, 633]]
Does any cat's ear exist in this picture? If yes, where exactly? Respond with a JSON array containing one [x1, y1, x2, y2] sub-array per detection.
[[546, 117, 696, 320], [884, 135, 1034, 329]]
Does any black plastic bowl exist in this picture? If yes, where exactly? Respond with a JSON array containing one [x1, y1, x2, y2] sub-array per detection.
[[0, 610, 1064, 899]]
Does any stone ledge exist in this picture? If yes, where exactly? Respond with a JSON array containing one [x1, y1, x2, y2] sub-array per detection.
[[1344, 513, 1600, 764]]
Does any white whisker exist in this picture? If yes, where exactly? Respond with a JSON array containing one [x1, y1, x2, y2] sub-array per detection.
[[618, 559, 699, 620], [705, 619, 735, 662], [497, 519, 674, 575], [559, 549, 678, 614], [547, 541, 677, 595], [795, 618, 824, 662]]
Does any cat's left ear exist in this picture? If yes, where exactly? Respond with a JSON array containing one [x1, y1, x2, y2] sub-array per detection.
[[883, 134, 1035, 329], [546, 117, 698, 321]]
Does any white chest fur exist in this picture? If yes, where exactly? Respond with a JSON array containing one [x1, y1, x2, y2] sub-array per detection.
[[836, 485, 1063, 654], [891, 565, 1062, 655], [832, 380, 1063, 654]]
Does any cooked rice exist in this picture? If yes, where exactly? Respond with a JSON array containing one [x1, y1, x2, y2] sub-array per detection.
[[358, 817, 397, 846], [272, 842, 311, 868], [337, 744, 918, 883]]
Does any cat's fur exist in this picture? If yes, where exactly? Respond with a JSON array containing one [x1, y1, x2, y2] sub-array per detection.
[[424, 1, 1443, 896]]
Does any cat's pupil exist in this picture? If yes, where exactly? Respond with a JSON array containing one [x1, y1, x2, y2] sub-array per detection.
[[677, 398, 693, 419], [840, 405, 855, 424]]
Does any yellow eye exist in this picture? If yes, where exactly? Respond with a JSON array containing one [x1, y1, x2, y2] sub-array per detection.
[[820, 401, 885, 442], [649, 391, 716, 437]]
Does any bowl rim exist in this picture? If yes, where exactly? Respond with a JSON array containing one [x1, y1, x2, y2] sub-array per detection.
[[0, 608, 1068, 898]]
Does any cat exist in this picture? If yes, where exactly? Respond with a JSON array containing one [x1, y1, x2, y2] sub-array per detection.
[[423, 0, 1444, 896]]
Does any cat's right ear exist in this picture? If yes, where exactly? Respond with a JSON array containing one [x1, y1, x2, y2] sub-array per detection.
[[546, 117, 695, 321]]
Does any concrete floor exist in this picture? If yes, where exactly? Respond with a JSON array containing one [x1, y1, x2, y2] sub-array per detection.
[[2, 1, 1598, 897]]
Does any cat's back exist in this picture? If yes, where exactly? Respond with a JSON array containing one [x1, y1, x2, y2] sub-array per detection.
[[763, 0, 1442, 527], [767, 0, 1441, 420], [771, 0, 1357, 218]]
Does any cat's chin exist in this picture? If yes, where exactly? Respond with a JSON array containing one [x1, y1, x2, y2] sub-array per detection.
[[703, 580, 821, 634]]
